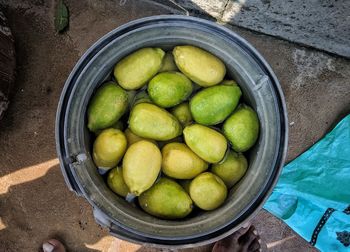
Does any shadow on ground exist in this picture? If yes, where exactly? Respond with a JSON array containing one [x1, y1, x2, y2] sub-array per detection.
[[0, 165, 110, 251]]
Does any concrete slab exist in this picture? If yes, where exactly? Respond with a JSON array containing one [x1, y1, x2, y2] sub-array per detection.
[[148, 0, 226, 19], [152, 0, 350, 58], [0, 0, 349, 251], [222, 0, 350, 58]]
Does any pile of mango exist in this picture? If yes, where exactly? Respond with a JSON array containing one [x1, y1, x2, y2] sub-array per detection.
[[87, 45, 259, 219]]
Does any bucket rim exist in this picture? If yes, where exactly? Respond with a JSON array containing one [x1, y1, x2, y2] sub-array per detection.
[[55, 15, 288, 248]]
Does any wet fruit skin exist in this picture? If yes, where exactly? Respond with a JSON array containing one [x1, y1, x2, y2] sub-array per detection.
[[189, 172, 227, 210], [139, 177, 193, 219], [107, 166, 129, 197], [190, 84, 242, 125], [114, 47, 165, 90], [87, 82, 128, 132], [122, 140, 162, 196], [183, 124, 227, 163], [173, 45, 226, 87], [128, 103, 182, 141], [92, 128, 127, 170], [211, 150, 248, 188], [223, 104, 259, 152], [161, 142, 208, 179], [148, 71, 193, 108]]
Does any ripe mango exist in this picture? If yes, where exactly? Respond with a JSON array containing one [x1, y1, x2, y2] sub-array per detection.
[[173, 45, 226, 87], [162, 142, 208, 179], [183, 124, 227, 163], [114, 48, 165, 90], [129, 103, 182, 141], [123, 140, 161, 196]]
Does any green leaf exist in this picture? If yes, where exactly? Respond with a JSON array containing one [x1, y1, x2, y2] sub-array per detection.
[[55, 0, 69, 32]]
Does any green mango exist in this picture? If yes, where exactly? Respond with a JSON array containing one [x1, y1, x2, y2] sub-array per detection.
[[171, 102, 193, 127], [223, 104, 259, 152], [107, 166, 129, 197], [148, 71, 193, 108], [114, 48, 165, 90], [124, 128, 157, 147], [190, 84, 242, 125], [220, 79, 237, 86], [87, 82, 128, 132], [129, 103, 182, 141], [173, 45, 226, 87], [159, 52, 178, 72], [211, 150, 248, 188], [131, 90, 152, 106], [189, 172, 227, 210], [139, 178, 193, 219], [123, 140, 161, 196], [157, 135, 183, 149], [183, 124, 227, 163], [93, 128, 127, 169], [162, 142, 208, 179]]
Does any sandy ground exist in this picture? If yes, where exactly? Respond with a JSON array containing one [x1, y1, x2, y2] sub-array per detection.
[[0, 0, 349, 251]]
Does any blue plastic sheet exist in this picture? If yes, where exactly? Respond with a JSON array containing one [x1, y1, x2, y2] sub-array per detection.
[[264, 115, 350, 251]]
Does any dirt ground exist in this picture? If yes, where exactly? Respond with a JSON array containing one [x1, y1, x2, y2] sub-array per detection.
[[0, 0, 349, 251]]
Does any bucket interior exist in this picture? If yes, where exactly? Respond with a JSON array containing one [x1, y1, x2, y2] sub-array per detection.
[[58, 16, 286, 244]]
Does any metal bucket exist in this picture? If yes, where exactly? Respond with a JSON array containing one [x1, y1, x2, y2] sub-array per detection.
[[55, 15, 288, 248]]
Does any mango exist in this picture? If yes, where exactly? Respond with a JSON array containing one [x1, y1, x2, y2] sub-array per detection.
[[171, 102, 192, 127], [129, 103, 182, 141], [92, 128, 127, 169], [114, 48, 165, 90], [220, 79, 237, 86], [162, 143, 208, 179], [173, 45, 226, 87], [107, 166, 129, 197], [211, 150, 248, 188], [157, 135, 183, 149], [159, 52, 178, 72], [183, 124, 227, 163], [95, 120, 125, 136], [87, 82, 128, 132], [148, 71, 193, 108], [132, 91, 152, 106], [139, 178, 193, 219], [190, 84, 242, 125], [189, 172, 227, 210], [223, 104, 259, 152], [123, 140, 161, 195], [124, 128, 156, 146]]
